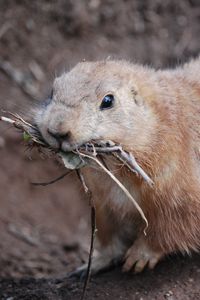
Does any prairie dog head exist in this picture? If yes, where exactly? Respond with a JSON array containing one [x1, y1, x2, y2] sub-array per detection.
[[35, 61, 157, 152]]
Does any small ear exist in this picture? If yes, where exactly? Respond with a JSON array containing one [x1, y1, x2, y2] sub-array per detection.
[[131, 88, 144, 106]]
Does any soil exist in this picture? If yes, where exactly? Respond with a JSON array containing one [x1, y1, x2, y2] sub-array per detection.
[[0, 0, 200, 299]]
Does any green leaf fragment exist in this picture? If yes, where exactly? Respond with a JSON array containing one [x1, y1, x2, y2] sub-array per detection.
[[23, 131, 31, 142]]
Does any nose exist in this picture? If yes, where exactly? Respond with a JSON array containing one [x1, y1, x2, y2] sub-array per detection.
[[47, 128, 71, 144]]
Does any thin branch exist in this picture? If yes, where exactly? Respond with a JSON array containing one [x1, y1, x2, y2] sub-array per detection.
[[76, 170, 89, 193], [80, 143, 153, 186], [0, 114, 46, 146], [119, 149, 154, 186], [76, 170, 96, 300], [0, 116, 16, 124], [78, 151, 148, 235], [31, 170, 73, 186]]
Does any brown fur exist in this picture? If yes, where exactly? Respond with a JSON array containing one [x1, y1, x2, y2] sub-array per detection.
[[35, 56, 200, 273]]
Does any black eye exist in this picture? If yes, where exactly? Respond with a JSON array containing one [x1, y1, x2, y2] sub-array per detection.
[[100, 94, 114, 110]]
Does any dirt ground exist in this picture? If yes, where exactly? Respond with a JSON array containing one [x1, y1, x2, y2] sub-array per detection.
[[0, 0, 200, 299]]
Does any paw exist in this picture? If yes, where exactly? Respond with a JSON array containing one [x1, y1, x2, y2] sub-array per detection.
[[68, 264, 88, 280], [68, 253, 121, 279], [122, 237, 163, 273]]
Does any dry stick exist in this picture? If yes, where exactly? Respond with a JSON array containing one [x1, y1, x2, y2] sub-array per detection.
[[0, 116, 16, 125], [6, 111, 36, 129], [78, 151, 148, 235], [113, 152, 138, 175], [119, 149, 154, 186], [31, 170, 73, 186], [81, 144, 154, 186], [0, 115, 46, 146], [76, 170, 96, 300], [0, 115, 31, 134]]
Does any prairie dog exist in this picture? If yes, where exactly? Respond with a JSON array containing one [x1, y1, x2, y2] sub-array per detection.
[[35, 57, 200, 274]]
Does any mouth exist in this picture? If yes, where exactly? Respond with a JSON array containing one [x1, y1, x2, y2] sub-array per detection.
[[60, 140, 118, 170], [61, 139, 116, 152], [61, 140, 83, 152], [30, 123, 117, 157]]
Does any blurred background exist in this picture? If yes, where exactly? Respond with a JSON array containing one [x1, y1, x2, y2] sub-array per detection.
[[0, 0, 200, 297]]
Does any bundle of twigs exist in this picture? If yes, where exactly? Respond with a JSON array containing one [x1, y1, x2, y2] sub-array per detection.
[[0, 112, 154, 299], [0, 112, 153, 227]]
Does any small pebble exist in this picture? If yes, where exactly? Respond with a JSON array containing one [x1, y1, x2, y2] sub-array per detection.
[[164, 290, 174, 298]]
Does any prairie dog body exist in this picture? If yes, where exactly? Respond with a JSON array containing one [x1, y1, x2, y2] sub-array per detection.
[[36, 57, 200, 274]]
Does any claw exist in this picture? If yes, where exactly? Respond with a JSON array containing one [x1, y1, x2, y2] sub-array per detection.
[[122, 237, 163, 273], [134, 259, 148, 273]]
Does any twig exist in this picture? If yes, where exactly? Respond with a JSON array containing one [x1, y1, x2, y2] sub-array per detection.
[[0, 116, 15, 125], [5, 111, 36, 129], [76, 170, 89, 193], [0, 114, 46, 146], [80, 143, 153, 186], [78, 151, 148, 235], [76, 170, 96, 300], [120, 150, 154, 186], [113, 152, 137, 175], [31, 170, 73, 186]]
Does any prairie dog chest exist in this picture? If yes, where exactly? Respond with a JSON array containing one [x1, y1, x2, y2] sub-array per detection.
[[82, 166, 142, 217]]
